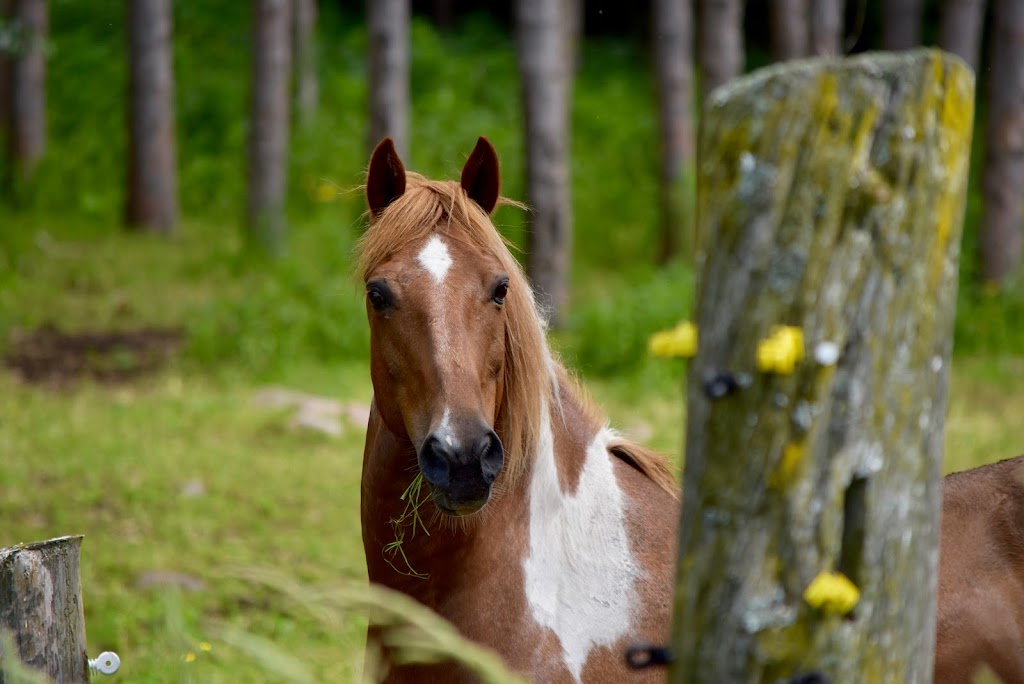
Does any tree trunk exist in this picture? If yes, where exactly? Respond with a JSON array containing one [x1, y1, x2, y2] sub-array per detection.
[[5, 0, 46, 181], [564, 0, 583, 73], [0, 0, 11, 137], [367, 0, 409, 159], [653, 0, 696, 262], [125, 0, 178, 233], [770, 0, 809, 61], [671, 50, 974, 682], [292, 0, 317, 125], [0, 536, 89, 683], [432, 0, 455, 31], [517, 0, 573, 325], [809, 0, 844, 56], [938, 0, 987, 71], [882, 0, 923, 50], [247, 0, 291, 254], [979, 0, 1024, 287], [697, 0, 744, 103]]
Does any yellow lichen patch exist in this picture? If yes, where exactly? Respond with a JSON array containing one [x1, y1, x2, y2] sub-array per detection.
[[756, 326, 805, 374], [929, 54, 975, 288], [769, 442, 805, 489], [813, 72, 840, 129], [803, 571, 860, 616], [649, 321, 699, 359]]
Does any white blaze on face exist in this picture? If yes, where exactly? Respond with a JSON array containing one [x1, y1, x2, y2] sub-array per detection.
[[416, 235, 455, 429], [437, 407, 459, 450], [416, 235, 453, 283], [523, 409, 638, 682]]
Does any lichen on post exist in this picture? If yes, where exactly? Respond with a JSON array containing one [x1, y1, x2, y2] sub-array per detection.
[[671, 50, 974, 682]]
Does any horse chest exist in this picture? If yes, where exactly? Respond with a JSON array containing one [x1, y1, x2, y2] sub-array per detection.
[[521, 423, 640, 683]]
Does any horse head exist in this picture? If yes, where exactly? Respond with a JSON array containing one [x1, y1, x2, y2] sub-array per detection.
[[362, 137, 511, 516]]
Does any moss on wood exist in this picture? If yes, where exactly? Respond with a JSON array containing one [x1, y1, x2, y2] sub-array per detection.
[[671, 50, 974, 682]]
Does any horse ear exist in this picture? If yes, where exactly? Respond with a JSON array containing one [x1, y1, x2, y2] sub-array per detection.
[[367, 137, 407, 217], [460, 137, 500, 214]]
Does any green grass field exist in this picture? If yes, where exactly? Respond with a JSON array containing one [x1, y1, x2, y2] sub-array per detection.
[[3, 216, 1023, 682], [2, 5, 1024, 682]]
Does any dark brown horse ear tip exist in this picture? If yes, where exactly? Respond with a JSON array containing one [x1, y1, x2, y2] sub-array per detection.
[[475, 136, 497, 154], [372, 137, 397, 158]]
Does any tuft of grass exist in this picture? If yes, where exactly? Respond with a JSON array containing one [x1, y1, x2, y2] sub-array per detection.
[[382, 473, 431, 580]]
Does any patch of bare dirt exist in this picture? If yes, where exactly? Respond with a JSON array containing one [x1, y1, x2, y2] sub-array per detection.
[[4, 324, 184, 386]]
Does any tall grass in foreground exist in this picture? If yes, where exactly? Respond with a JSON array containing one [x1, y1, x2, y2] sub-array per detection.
[[0, 567, 525, 684], [217, 566, 525, 684]]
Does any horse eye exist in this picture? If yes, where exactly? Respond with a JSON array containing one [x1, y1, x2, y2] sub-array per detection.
[[492, 282, 509, 306], [367, 289, 387, 311]]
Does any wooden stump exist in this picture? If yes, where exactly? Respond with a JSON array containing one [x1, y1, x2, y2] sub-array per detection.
[[1, 536, 88, 683], [671, 50, 974, 682]]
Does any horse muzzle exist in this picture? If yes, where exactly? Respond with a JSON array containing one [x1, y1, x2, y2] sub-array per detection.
[[417, 427, 504, 516]]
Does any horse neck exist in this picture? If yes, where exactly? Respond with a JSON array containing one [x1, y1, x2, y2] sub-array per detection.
[[360, 400, 533, 600], [360, 381, 603, 599]]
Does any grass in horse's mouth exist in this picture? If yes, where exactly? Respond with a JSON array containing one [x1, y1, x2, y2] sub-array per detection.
[[383, 473, 431, 579]]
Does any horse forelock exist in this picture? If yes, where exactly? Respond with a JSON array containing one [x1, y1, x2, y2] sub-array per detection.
[[357, 174, 553, 490]]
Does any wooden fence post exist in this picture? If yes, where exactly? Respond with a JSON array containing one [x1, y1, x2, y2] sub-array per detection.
[[671, 50, 974, 681], [1, 536, 89, 683]]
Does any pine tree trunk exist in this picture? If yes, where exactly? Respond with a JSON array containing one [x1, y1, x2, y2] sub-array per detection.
[[882, 0, 923, 50], [938, 0, 987, 72], [653, 0, 696, 262], [432, 0, 455, 31], [564, 0, 583, 73], [517, 0, 573, 325], [0, 536, 89, 683], [292, 0, 317, 125], [698, 0, 744, 102], [246, 0, 291, 254], [367, 0, 409, 159], [0, 0, 11, 137], [979, 0, 1024, 287], [671, 50, 974, 682], [5, 0, 46, 181], [809, 0, 844, 56], [770, 0, 809, 61], [125, 0, 178, 233]]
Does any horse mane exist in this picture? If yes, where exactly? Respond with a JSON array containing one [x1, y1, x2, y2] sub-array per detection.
[[357, 173, 678, 498], [551, 364, 680, 498]]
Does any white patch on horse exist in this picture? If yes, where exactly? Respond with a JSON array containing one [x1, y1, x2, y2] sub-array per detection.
[[416, 235, 456, 369], [523, 409, 638, 682], [416, 235, 453, 283], [437, 407, 458, 449]]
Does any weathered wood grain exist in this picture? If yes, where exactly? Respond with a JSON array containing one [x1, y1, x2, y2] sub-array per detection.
[[1, 536, 88, 683], [671, 50, 974, 682]]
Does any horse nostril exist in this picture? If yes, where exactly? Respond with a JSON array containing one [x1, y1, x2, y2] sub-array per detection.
[[476, 430, 504, 485], [418, 435, 451, 488]]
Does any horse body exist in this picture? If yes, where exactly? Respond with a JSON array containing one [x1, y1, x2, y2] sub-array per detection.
[[362, 377, 677, 683], [357, 137, 1024, 683], [935, 455, 1024, 684], [359, 137, 678, 682]]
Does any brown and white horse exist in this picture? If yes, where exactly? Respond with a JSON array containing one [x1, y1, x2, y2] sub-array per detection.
[[358, 137, 679, 683]]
